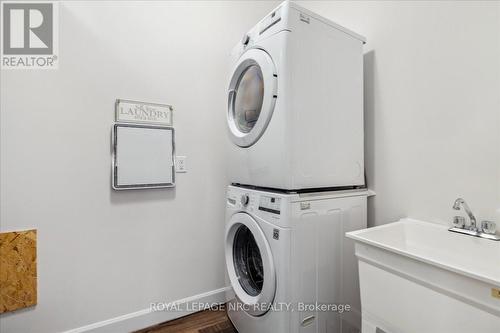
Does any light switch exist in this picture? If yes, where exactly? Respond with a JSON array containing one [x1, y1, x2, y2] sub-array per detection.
[[176, 156, 187, 173]]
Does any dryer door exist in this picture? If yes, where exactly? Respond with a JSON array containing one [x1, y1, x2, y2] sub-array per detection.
[[225, 212, 276, 316], [227, 49, 277, 147]]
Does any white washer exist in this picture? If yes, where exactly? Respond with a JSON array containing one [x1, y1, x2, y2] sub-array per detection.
[[224, 185, 371, 333], [227, 1, 366, 191]]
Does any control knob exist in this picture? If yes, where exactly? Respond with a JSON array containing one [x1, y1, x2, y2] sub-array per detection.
[[241, 34, 250, 46], [241, 194, 250, 206]]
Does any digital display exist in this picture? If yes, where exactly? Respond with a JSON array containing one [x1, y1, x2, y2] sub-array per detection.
[[258, 196, 281, 214]]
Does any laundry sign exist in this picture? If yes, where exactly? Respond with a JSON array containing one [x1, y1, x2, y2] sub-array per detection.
[[115, 99, 173, 126]]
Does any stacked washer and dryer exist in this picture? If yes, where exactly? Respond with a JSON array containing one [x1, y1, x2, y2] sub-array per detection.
[[224, 2, 371, 333]]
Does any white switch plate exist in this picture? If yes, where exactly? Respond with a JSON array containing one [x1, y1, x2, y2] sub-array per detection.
[[176, 156, 187, 173]]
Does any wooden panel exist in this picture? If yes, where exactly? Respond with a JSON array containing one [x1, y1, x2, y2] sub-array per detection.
[[0, 230, 37, 313], [134, 308, 237, 333]]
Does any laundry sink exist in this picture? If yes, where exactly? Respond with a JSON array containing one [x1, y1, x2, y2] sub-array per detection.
[[346, 218, 500, 333]]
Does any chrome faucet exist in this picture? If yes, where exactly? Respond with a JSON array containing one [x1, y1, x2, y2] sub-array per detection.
[[452, 198, 477, 231], [449, 198, 500, 241]]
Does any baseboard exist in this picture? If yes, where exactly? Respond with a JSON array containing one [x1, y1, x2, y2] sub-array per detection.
[[62, 286, 231, 333]]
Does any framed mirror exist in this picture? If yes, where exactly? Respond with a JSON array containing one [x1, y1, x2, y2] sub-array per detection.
[[112, 124, 175, 190]]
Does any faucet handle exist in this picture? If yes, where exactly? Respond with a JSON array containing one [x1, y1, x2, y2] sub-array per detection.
[[481, 221, 496, 234], [452, 216, 466, 229]]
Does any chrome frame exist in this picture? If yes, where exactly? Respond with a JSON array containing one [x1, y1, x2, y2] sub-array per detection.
[[111, 123, 175, 190]]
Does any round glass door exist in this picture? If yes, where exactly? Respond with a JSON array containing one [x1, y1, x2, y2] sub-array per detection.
[[227, 49, 277, 147], [232, 224, 264, 296], [232, 65, 264, 134], [225, 213, 276, 316]]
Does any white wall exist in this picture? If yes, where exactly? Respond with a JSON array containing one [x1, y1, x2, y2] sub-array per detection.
[[0, 1, 279, 332], [296, 0, 500, 226], [1, 1, 499, 332]]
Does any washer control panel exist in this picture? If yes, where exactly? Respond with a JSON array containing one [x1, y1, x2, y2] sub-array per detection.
[[258, 196, 281, 215], [227, 187, 283, 217]]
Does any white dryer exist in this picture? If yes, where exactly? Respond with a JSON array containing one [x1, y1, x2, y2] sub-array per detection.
[[227, 1, 366, 191], [224, 185, 371, 333]]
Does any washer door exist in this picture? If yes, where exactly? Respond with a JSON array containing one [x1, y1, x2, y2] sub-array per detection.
[[225, 212, 276, 316], [227, 49, 277, 147]]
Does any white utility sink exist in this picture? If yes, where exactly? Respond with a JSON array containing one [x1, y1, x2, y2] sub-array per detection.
[[346, 218, 500, 333]]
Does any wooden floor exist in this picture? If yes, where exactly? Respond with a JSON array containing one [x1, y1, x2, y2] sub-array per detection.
[[134, 308, 237, 333]]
